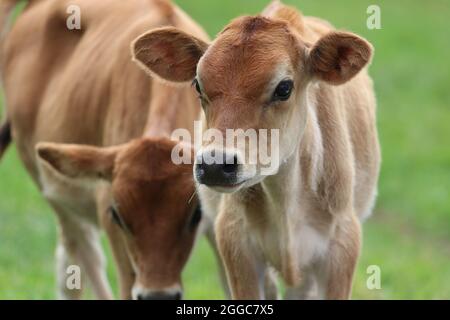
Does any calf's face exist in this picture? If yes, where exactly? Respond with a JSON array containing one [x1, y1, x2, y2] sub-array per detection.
[[132, 16, 372, 193], [37, 138, 199, 300]]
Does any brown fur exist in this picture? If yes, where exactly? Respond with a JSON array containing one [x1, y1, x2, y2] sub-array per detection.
[[136, 0, 380, 300], [1, 0, 210, 299], [208, 5, 378, 299], [309, 32, 373, 85]]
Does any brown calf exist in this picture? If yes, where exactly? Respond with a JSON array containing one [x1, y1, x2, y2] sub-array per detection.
[[0, 0, 219, 299], [133, 1, 381, 299]]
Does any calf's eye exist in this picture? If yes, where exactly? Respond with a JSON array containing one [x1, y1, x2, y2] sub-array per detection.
[[109, 206, 123, 228], [272, 80, 294, 101], [192, 78, 202, 95]]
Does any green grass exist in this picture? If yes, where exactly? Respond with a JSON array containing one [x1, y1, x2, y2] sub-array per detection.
[[1, 0, 449, 299]]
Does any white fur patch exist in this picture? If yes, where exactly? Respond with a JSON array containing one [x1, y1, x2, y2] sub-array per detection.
[[305, 98, 324, 193], [295, 224, 329, 267]]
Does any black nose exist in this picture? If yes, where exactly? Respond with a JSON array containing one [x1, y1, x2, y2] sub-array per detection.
[[195, 152, 239, 186], [137, 291, 182, 300]]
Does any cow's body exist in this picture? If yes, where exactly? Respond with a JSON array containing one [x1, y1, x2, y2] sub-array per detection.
[[133, 0, 381, 299], [3, 0, 204, 178], [1, 0, 212, 299], [200, 40, 380, 297], [196, 7, 381, 299]]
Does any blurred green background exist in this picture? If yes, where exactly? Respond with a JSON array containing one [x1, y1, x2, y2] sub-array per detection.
[[0, 0, 449, 299]]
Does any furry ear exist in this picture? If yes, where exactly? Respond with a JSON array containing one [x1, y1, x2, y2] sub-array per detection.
[[36, 142, 120, 181], [308, 31, 373, 85], [131, 27, 208, 83]]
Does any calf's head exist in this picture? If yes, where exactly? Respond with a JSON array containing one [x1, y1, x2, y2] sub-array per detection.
[[37, 137, 199, 299], [131, 9, 372, 193]]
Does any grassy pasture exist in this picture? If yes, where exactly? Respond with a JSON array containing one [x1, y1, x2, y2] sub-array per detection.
[[0, 0, 449, 299]]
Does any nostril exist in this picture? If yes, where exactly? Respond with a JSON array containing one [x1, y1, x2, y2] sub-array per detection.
[[222, 154, 238, 174], [196, 151, 241, 186], [173, 291, 182, 300], [136, 290, 183, 300], [223, 162, 237, 174], [195, 163, 205, 175]]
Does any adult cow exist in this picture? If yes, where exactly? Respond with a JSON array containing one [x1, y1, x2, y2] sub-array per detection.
[[0, 0, 218, 300]]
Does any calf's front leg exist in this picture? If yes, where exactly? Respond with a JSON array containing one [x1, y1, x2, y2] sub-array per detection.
[[215, 210, 265, 300], [316, 213, 362, 300]]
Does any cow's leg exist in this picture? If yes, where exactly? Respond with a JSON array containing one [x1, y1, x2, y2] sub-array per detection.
[[53, 204, 87, 300], [102, 214, 135, 299], [264, 268, 279, 300], [55, 238, 84, 299], [76, 225, 113, 300], [315, 214, 361, 300], [215, 211, 265, 300], [55, 209, 113, 300], [205, 213, 277, 299], [203, 215, 230, 298], [284, 267, 317, 300]]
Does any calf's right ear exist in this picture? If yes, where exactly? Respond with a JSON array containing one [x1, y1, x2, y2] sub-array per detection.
[[131, 27, 208, 83]]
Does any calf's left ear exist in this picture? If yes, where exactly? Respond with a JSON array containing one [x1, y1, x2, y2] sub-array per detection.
[[131, 27, 209, 83], [36, 143, 119, 181], [308, 31, 373, 85]]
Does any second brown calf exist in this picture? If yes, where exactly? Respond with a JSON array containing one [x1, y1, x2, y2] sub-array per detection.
[[0, 0, 226, 300]]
